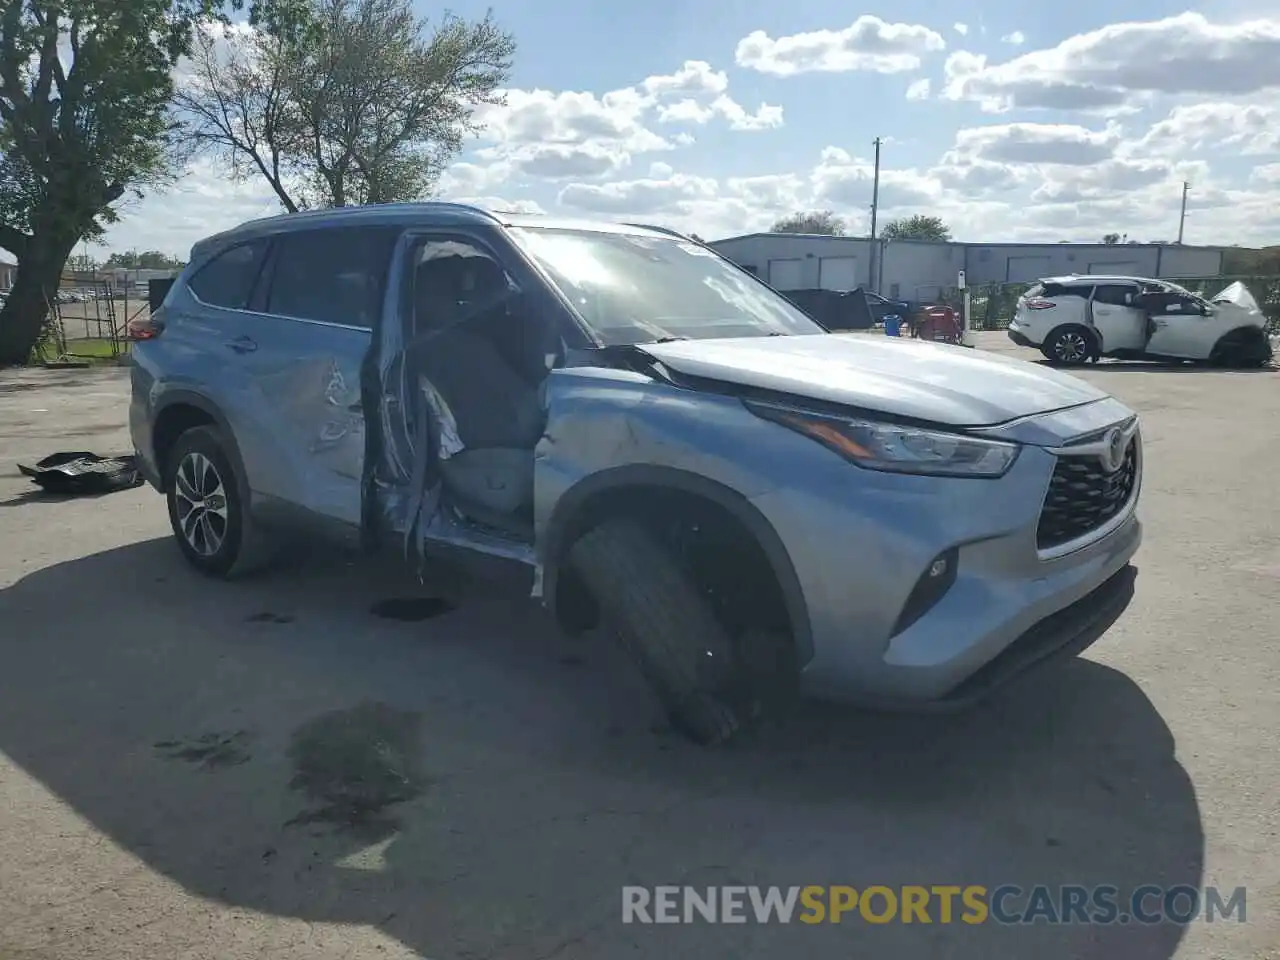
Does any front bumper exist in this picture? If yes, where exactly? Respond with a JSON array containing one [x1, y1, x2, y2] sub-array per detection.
[[748, 406, 1143, 709]]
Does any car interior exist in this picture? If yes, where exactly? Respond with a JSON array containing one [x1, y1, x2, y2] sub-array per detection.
[[405, 242, 556, 538]]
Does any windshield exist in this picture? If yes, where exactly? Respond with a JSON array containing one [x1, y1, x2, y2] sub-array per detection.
[[509, 226, 826, 345]]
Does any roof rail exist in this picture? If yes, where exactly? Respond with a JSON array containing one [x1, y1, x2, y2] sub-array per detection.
[[622, 222, 694, 241]]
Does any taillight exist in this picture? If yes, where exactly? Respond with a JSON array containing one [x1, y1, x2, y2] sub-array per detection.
[[127, 308, 165, 340], [1025, 298, 1056, 310]]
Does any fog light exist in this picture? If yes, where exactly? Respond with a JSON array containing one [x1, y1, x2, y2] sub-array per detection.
[[890, 547, 960, 638]]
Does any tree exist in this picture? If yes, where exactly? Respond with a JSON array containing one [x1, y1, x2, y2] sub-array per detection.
[[105, 249, 186, 269], [175, 0, 515, 211], [771, 210, 846, 236], [0, 1, 180, 362], [0, 0, 307, 365], [1102, 233, 1121, 244], [880, 215, 951, 242]]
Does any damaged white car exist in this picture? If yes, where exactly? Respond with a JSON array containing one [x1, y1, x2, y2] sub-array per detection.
[[1007, 275, 1273, 367]]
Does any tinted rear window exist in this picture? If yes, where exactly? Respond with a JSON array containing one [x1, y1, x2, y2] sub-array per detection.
[[266, 227, 399, 329], [187, 240, 268, 309], [1041, 282, 1091, 299]]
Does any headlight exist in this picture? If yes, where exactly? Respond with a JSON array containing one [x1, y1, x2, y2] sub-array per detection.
[[745, 400, 1020, 478]]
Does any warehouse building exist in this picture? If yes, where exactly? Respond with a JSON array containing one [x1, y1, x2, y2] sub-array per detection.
[[707, 234, 1225, 303]]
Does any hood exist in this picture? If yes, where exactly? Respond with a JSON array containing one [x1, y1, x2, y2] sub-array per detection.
[[1212, 281, 1262, 314], [640, 334, 1108, 427]]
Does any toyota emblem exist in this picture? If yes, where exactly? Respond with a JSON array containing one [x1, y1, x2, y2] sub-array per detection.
[[1101, 428, 1126, 472]]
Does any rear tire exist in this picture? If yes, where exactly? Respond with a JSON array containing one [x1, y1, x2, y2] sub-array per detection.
[[164, 425, 276, 579], [1042, 327, 1093, 365], [567, 519, 753, 746]]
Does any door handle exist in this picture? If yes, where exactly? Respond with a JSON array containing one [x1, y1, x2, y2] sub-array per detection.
[[225, 336, 257, 354]]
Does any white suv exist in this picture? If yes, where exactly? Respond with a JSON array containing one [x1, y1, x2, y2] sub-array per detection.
[[1007, 275, 1271, 367]]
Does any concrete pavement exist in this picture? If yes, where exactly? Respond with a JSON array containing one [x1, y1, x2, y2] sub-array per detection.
[[0, 338, 1277, 959]]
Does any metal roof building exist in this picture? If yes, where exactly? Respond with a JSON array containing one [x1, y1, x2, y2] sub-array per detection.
[[707, 234, 1225, 303]]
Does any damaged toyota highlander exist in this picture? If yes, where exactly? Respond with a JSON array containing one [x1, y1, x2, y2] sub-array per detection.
[[128, 204, 1142, 745]]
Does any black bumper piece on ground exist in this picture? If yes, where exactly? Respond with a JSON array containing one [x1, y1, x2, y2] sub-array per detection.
[[1007, 328, 1035, 348]]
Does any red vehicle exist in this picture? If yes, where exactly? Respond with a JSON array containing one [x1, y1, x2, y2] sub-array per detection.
[[913, 304, 963, 344]]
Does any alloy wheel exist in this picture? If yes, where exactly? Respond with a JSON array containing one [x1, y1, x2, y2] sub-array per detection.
[[1055, 332, 1088, 363], [173, 451, 229, 557]]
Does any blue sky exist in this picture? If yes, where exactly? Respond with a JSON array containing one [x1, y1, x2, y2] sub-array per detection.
[[103, 2, 1280, 256]]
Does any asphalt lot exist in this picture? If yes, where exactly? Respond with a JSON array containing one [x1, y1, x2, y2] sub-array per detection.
[[0, 332, 1277, 960]]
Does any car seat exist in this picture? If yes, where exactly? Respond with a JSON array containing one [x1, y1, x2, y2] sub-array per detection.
[[408, 255, 543, 526]]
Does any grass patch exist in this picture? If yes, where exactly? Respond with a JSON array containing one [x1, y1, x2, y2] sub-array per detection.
[[60, 337, 129, 363]]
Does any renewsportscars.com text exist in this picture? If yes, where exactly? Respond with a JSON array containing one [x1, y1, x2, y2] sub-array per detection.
[[621, 885, 1247, 925]]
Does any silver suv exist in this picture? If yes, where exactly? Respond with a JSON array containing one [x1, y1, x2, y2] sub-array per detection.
[[129, 203, 1142, 744]]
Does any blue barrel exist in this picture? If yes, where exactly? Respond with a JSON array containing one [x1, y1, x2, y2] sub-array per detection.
[[882, 314, 902, 337]]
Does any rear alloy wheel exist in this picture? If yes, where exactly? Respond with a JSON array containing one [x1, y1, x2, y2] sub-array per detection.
[[174, 450, 229, 558], [1043, 328, 1092, 365], [165, 425, 276, 579]]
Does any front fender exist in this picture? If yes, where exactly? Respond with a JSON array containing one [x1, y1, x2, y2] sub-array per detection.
[[533, 368, 815, 663]]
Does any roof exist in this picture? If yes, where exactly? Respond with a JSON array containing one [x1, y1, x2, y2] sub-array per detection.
[[708, 232, 1226, 252], [1043, 275, 1158, 285], [193, 202, 681, 257]]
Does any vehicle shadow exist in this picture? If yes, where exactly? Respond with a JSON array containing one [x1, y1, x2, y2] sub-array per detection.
[[0, 539, 1202, 960]]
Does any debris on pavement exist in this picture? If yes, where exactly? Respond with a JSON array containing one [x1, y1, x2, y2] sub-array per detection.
[[16, 451, 144, 496]]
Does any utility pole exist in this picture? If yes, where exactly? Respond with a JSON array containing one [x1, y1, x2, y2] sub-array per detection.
[[1177, 181, 1189, 244], [868, 136, 882, 291]]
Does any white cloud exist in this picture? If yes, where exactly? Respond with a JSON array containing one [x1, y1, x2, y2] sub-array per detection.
[[474, 87, 667, 153], [1001, 31, 1026, 45], [656, 95, 784, 130], [559, 173, 720, 215], [735, 16, 946, 76], [943, 13, 1280, 113], [809, 146, 941, 210], [954, 23, 969, 36], [946, 122, 1121, 166], [102, 158, 282, 257], [640, 60, 728, 98], [906, 78, 931, 100], [1251, 163, 1280, 184], [1127, 102, 1280, 157]]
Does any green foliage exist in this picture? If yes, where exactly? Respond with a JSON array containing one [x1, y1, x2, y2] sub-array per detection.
[[880, 215, 951, 242], [175, 0, 515, 210], [770, 210, 847, 236], [105, 249, 186, 269], [1222, 246, 1280, 276]]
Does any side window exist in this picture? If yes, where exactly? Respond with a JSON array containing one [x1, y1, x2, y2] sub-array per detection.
[[266, 227, 398, 329], [410, 238, 521, 337], [187, 240, 267, 309], [409, 237, 555, 381], [1092, 284, 1137, 306], [1040, 282, 1091, 300]]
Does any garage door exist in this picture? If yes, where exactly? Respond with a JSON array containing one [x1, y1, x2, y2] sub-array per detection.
[[768, 258, 805, 290], [1006, 256, 1051, 282], [817, 256, 859, 291], [1087, 261, 1141, 275]]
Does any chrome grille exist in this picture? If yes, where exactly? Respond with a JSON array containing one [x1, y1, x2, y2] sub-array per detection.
[[1037, 437, 1138, 551]]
